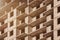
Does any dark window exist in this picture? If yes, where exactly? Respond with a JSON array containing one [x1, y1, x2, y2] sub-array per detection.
[[36, 5, 40, 9], [21, 19, 25, 23], [1, 30, 4, 34], [36, 35, 40, 40], [21, 38, 25, 40], [36, 25, 40, 29], [36, 15, 40, 19], [1, 21, 4, 25], [57, 0, 60, 1], [57, 18, 60, 24], [10, 12, 14, 17], [57, 6, 60, 13], [36, 15, 40, 29], [21, 29, 25, 33], [43, 3, 45, 5], [51, 34, 53, 40], [57, 30, 60, 36], [10, 21, 14, 27], [10, 30, 13, 36]]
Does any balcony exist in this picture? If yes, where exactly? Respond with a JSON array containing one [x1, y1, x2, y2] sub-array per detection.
[[44, 0, 53, 6], [17, 33, 27, 39], [17, 3, 27, 12], [43, 9, 53, 17], [43, 19, 53, 27], [2, 0, 11, 3], [0, 0, 21, 16], [17, 13, 27, 20], [29, 0, 43, 8], [18, 0, 27, 3], [29, 6, 46, 18], [0, 32, 7, 39], [28, 16, 46, 27], [0, 23, 7, 31], [29, 0, 53, 18], [38, 30, 53, 40], [38, 37, 46, 40], [17, 23, 27, 30], [0, 14, 7, 22], [43, 31, 53, 38], [29, 27, 46, 37]]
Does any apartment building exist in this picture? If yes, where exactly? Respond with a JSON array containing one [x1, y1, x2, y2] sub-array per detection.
[[0, 0, 60, 40]]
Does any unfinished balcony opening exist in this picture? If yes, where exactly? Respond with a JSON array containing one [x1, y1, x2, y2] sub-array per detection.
[[36, 34, 40, 40], [36, 25, 40, 29], [10, 21, 14, 27], [51, 25, 53, 30], [29, 0, 33, 3], [57, 29, 60, 36], [1, 30, 4, 34], [51, 1, 53, 8], [17, 28, 25, 35], [57, 17, 60, 24], [0, 32, 7, 40], [17, 19, 25, 26], [46, 36, 53, 40], [21, 29, 25, 34], [19, 0, 27, 3], [36, 15, 41, 29], [57, 6, 60, 13], [16, 3, 27, 16], [16, 7, 27, 22], [43, 31, 53, 40], [51, 13, 53, 19], [36, 4, 40, 9], [0, 14, 8, 25], [4, 0, 11, 3], [32, 34, 40, 40], [36, 15, 40, 19], [1, 21, 4, 25], [10, 12, 14, 17], [21, 38, 25, 40], [21, 19, 25, 23], [10, 30, 14, 36], [57, 0, 60, 1], [29, 0, 44, 8], [16, 9, 25, 16]]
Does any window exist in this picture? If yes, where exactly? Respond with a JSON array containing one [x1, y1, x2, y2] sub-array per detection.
[[10, 30, 13, 36], [10, 12, 14, 17], [36, 35, 40, 40], [36, 15, 40, 19], [21, 19, 25, 23], [36, 25, 40, 29], [21, 38, 25, 40], [21, 29, 25, 33], [10, 21, 14, 27], [1, 21, 4, 25], [1, 30, 4, 34], [57, 30, 60, 36], [57, 6, 60, 13], [57, 0, 60, 1], [36, 5, 40, 9], [57, 18, 60, 24]]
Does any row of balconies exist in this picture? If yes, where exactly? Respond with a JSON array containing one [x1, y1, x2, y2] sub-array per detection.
[[0, 8, 53, 31], [0, 0, 53, 40], [0, 16, 53, 39], [0, 0, 53, 16], [0, 0, 53, 28], [0, 0, 53, 24]]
